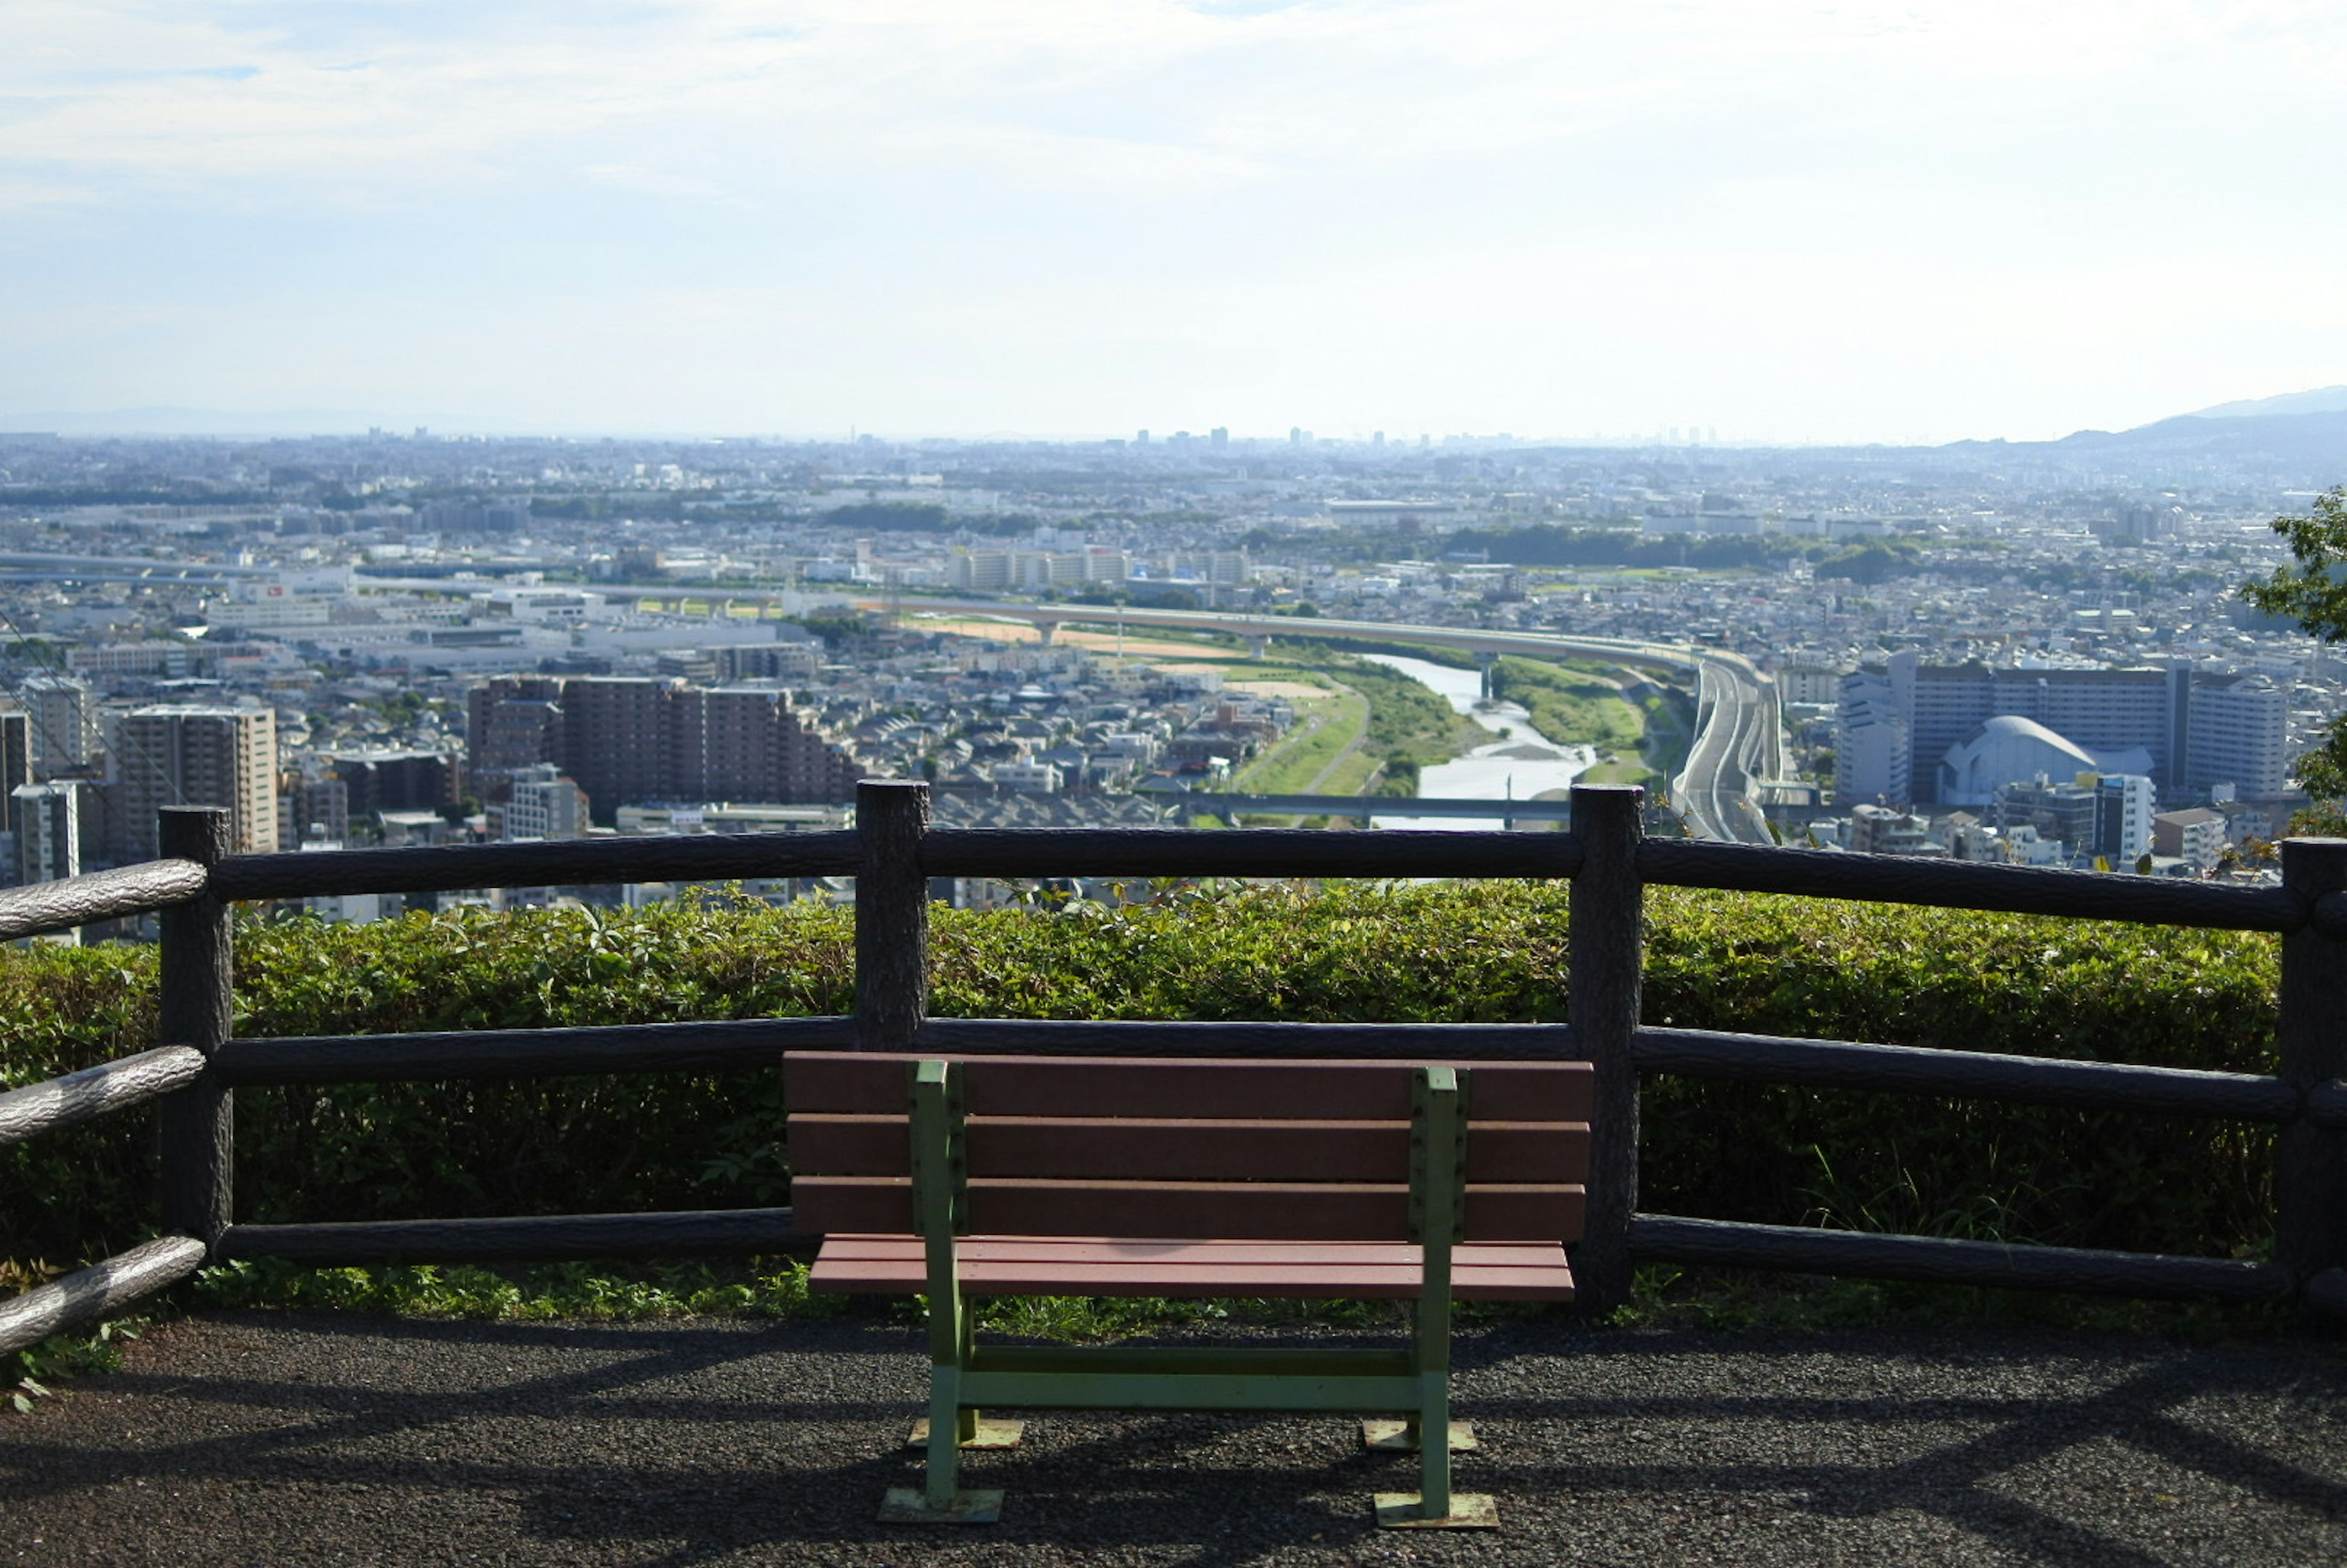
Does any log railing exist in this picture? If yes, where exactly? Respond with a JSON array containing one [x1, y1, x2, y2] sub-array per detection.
[[4, 781, 2346, 1359]]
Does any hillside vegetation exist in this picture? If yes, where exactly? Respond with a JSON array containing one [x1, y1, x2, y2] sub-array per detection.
[[1, 885, 2282, 1273]]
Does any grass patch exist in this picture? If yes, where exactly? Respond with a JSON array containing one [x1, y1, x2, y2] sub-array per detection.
[[1316, 751, 1384, 796], [1230, 686, 1368, 794], [1634, 682, 1695, 782], [190, 1255, 848, 1323], [1490, 657, 1645, 750]]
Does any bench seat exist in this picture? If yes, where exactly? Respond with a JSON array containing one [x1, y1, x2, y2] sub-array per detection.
[[785, 1050, 1592, 1526], [809, 1235, 1574, 1301]]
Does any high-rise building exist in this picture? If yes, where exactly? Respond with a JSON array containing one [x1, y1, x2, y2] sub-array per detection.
[[0, 706, 31, 834], [2093, 773, 2156, 862], [323, 750, 463, 819], [12, 782, 78, 886], [1836, 656, 2277, 805], [2187, 675, 2290, 797], [20, 675, 97, 775], [464, 675, 861, 825], [111, 706, 279, 862]]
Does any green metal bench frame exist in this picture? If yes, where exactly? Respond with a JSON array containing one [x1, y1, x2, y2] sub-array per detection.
[[888, 1056, 1486, 1528]]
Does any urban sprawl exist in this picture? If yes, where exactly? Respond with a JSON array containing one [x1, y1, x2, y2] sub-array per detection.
[[0, 420, 2337, 931]]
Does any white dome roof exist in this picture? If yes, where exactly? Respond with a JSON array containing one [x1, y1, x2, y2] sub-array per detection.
[[1936, 715, 2151, 805]]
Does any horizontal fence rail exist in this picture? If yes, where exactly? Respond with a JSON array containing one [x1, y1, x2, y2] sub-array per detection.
[[0, 1046, 208, 1148], [212, 1209, 815, 1267], [0, 858, 206, 942], [1628, 1215, 2290, 1302], [1637, 840, 2308, 932], [917, 827, 1584, 882], [913, 1019, 1573, 1060], [210, 832, 862, 903], [213, 1017, 858, 1086], [1634, 1027, 2307, 1121], [0, 1236, 208, 1360], [6, 783, 2346, 1356]]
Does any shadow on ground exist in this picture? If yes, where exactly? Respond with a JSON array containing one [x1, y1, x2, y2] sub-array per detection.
[[5, 1311, 2345, 1566]]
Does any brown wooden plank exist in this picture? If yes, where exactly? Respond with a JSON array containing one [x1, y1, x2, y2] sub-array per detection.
[[789, 1113, 1589, 1184], [807, 1237, 1573, 1300], [815, 1236, 1573, 1268], [790, 1175, 913, 1236], [790, 1176, 1584, 1242], [784, 1052, 1592, 1120], [968, 1179, 1584, 1242], [785, 1114, 908, 1176]]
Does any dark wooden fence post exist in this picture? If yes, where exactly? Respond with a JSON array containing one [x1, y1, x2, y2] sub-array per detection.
[[857, 780, 931, 1052], [2279, 836, 2347, 1320], [1570, 783, 1644, 1316], [157, 807, 233, 1248]]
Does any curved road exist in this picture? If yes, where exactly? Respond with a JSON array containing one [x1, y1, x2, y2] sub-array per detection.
[[875, 599, 1780, 842]]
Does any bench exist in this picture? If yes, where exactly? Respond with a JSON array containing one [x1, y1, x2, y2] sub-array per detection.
[[785, 1050, 1592, 1527]]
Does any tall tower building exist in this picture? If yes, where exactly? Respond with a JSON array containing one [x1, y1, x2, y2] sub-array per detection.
[[20, 675, 97, 775], [111, 706, 280, 862], [0, 706, 31, 833], [2187, 675, 2290, 797], [13, 781, 79, 885]]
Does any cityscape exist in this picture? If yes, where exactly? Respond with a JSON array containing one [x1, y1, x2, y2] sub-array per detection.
[[2, 389, 2343, 928]]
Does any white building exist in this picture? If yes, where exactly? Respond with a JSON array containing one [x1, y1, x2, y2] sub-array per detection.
[[12, 782, 78, 887], [499, 763, 587, 840], [2187, 675, 2290, 798]]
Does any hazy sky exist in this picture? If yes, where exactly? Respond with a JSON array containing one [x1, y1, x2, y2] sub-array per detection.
[[5, 1, 2345, 444]]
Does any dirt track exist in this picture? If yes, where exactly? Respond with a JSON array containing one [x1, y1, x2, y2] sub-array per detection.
[[5, 1311, 2346, 1566]]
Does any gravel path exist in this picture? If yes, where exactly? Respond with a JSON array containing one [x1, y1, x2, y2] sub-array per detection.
[[5, 1310, 2345, 1566]]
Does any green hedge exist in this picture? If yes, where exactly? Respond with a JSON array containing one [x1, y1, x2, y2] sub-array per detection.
[[0, 884, 2282, 1270]]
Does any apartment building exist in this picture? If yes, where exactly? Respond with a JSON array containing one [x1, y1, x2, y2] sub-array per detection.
[[111, 705, 279, 860], [467, 675, 861, 824]]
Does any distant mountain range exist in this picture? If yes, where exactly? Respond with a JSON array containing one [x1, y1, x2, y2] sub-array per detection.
[[1936, 386, 2347, 478], [2186, 386, 2347, 419]]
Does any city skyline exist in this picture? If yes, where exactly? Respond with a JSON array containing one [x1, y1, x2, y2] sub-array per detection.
[[7, 4, 2346, 445]]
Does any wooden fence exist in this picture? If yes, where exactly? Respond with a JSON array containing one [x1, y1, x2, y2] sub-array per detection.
[[4, 780, 2345, 1358]]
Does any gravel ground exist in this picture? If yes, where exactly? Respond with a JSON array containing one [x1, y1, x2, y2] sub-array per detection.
[[4, 1310, 2345, 1566]]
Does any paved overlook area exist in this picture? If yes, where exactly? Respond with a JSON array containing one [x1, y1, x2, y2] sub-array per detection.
[[5, 1311, 2346, 1567]]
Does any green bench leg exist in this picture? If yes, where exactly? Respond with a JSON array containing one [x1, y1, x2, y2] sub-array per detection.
[[1361, 1418, 1478, 1451], [1375, 1069, 1497, 1530], [879, 1059, 1005, 1525]]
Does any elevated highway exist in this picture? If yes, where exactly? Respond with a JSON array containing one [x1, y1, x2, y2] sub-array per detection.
[[877, 599, 1778, 842]]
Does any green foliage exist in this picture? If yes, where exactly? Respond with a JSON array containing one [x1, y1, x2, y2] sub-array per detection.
[[821, 501, 949, 532], [1640, 888, 2278, 1259], [2240, 486, 2347, 799], [1815, 541, 1926, 584], [1489, 657, 1645, 749], [0, 884, 2288, 1299], [190, 1255, 842, 1324], [1268, 642, 1482, 773]]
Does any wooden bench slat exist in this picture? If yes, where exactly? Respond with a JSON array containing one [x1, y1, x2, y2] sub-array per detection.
[[814, 1236, 1572, 1268], [793, 1176, 1585, 1242], [788, 1113, 1590, 1184], [785, 1052, 1592, 1121], [807, 1236, 1574, 1300]]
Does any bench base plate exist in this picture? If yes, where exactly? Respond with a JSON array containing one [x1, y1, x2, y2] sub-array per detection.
[[1375, 1492, 1499, 1530], [908, 1417, 1025, 1449], [879, 1487, 1005, 1525], [1361, 1419, 1477, 1451]]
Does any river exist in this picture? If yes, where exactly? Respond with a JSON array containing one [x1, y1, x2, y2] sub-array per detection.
[[1359, 654, 1594, 830]]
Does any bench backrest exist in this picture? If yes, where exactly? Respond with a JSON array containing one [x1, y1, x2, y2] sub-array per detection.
[[785, 1052, 1591, 1244]]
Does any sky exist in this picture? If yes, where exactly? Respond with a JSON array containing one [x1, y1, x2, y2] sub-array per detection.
[[4, 1, 2346, 445]]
